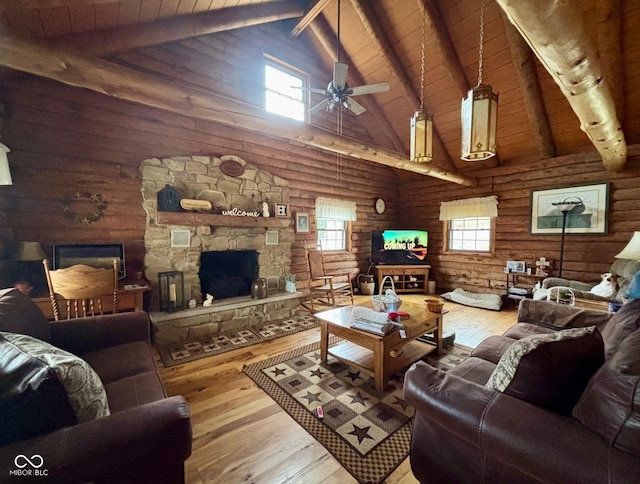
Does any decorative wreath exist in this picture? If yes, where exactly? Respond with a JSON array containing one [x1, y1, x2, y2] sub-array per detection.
[[62, 191, 107, 224]]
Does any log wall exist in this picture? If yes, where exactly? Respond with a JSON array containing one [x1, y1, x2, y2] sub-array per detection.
[[0, 23, 399, 291], [397, 153, 640, 295]]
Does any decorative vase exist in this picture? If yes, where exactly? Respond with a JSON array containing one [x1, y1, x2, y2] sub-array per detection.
[[251, 278, 268, 299], [285, 280, 296, 293]]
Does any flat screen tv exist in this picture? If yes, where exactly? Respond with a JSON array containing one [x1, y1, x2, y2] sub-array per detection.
[[53, 243, 126, 280], [371, 230, 428, 265]]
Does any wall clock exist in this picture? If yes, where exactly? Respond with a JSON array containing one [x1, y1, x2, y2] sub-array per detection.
[[375, 198, 386, 215]]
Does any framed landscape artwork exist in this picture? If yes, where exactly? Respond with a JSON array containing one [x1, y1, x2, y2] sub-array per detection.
[[295, 212, 309, 233], [530, 183, 609, 235]]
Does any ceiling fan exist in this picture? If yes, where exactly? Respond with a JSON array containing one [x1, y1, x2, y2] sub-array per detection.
[[305, 0, 390, 116]]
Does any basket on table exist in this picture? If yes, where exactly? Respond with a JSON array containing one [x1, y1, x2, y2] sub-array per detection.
[[371, 275, 402, 312], [425, 298, 444, 313]]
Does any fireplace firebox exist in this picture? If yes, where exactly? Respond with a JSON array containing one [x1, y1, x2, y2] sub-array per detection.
[[198, 250, 258, 300]]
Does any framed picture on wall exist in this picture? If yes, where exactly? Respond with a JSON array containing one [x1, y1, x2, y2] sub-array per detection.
[[171, 229, 191, 248], [530, 183, 609, 235], [295, 212, 309, 233], [265, 230, 279, 245]]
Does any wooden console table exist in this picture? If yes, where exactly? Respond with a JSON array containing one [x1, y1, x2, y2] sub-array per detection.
[[375, 265, 431, 294], [33, 285, 149, 320]]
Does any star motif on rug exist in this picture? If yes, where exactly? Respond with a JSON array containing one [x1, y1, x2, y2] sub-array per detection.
[[301, 391, 322, 404], [347, 391, 369, 407], [270, 367, 287, 377], [309, 368, 325, 379], [348, 424, 374, 444], [393, 396, 409, 411], [346, 370, 362, 382]]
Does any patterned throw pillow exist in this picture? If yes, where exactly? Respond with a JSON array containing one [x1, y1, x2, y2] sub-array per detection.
[[485, 326, 604, 414], [0, 331, 110, 445]]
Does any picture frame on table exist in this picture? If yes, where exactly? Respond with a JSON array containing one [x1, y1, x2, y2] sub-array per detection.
[[274, 203, 289, 218], [506, 260, 526, 273], [530, 183, 609, 235], [295, 212, 309, 233]]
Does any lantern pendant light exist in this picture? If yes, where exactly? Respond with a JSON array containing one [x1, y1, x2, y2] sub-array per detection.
[[410, 9, 433, 163], [461, 0, 498, 161]]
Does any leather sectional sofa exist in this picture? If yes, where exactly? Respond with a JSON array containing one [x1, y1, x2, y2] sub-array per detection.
[[0, 288, 192, 483], [404, 298, 640, 483]]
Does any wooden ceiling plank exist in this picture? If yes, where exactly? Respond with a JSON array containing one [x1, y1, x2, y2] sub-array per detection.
[[51, 1, 304, 56], [500, 12, 555, 159], [308, 16, 408, 154], [289, 0, 333, 39], [418, 0, 470, 99], [348, 0, 457, 171], [0, 33, 478, 186], [497, 0, 627, 172]]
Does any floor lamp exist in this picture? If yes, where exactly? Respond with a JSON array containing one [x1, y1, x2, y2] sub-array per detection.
[[551, 198, 585, 278]]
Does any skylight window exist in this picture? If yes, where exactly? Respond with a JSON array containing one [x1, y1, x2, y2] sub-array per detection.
[[264, 59, 307, 122]]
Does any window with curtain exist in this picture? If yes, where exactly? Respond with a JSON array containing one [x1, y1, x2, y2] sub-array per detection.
[[440, 196, 498, 253], [315, 198, 357, 251]]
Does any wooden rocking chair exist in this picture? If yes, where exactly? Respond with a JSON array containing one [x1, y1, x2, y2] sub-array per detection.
[[304, 242, 354, 311], [43, 258, 119, 321]]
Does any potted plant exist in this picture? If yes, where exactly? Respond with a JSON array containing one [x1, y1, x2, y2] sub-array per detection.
[[284, 274, 297, 293]]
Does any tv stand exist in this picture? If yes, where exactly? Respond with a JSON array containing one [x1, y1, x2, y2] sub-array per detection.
[[374, 265, 431, 294]]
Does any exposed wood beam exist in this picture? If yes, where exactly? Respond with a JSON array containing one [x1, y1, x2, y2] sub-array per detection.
[[501, 12, 555, 159], [497, 0, 626, 172], [1, 0, 115, 9], [308, 17, 407, 153], [348, 0, 457, 172], [596, 0, 624, 123], [50, 2, 305, 57], [417, 0, 470, 99], [289, 0, 333, 39], [0, 34, 479, 187]]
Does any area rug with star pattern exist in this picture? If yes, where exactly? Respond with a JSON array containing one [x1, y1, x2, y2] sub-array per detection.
[[242, 340, 470, 484], [156, 312, 319, 367]]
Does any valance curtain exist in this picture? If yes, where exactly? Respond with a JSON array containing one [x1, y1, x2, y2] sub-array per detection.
[[439, 195, 498, 220], [315, 197, 357, 221]]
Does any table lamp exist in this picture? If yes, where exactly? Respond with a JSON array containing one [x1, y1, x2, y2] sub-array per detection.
[[14, 241, 47, 296], [615, 232, 640, 260]]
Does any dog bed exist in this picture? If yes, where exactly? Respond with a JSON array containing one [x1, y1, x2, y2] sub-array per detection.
[[441, 288, 503, 311]]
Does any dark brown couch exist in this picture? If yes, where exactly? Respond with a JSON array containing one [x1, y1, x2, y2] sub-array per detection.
[[404, 298, 640, 483], [0, 288, 192, 483]]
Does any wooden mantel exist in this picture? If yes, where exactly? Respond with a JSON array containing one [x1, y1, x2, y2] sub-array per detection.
[[157, 212, 291, 228]]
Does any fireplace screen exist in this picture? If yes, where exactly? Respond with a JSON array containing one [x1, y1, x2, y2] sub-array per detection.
[[199, 250, 258, 300]]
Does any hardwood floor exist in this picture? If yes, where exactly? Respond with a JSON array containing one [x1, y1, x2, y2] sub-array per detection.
[[158, 295, 518, 483]]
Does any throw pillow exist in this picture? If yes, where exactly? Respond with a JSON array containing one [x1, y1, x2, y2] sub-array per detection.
[[485, 326, 604, 414], [0, 331, 110, 446], [0, 287, 51, 342], [600, 298, 640, 358]]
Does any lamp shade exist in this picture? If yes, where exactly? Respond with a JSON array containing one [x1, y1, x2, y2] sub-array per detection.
[[0, 143, 12, 186], [410, 110, 433, 163], [15, 241, 47, 261], [461, 84, 498, 161], [615, 232, 640, 260]]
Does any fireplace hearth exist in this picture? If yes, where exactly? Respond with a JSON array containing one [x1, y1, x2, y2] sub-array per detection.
[[199, 250, 258, 300]]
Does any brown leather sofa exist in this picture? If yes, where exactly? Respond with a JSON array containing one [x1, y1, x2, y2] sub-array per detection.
[[404, 298, 640, 483], [0, 288, 192, 483]]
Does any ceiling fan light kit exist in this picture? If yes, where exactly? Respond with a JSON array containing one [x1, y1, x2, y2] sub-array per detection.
[[461, 0, 498, 161]]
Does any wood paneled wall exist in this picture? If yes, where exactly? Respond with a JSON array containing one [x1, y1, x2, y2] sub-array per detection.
[[0, 23, 399, 290], [398, 154, 640, 295]]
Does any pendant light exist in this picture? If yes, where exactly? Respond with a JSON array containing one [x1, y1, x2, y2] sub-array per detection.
[[461, 0, 498, 161], [410, 8, 433, 163]]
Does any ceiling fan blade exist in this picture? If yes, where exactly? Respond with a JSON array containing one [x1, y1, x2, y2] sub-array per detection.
[[309, 97, 331, 114], [349, 82, 390, 96], [291, 86, 327, 94], [333, 62, 349, 89], [346, 97, 367, 116]]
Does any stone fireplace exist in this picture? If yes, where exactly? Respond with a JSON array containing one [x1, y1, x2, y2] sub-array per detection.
[[140, 155, 299, 344]]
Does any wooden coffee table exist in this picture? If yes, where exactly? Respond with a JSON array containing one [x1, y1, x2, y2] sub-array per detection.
[[314, 300, 443, 392]]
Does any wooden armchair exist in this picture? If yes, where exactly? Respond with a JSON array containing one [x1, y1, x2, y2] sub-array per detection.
[[304, 243, 354, 310], [43, 258, 119, 320]]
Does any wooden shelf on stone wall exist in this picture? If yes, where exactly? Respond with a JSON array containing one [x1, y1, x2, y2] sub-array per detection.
[[157, 211, 291, 228]]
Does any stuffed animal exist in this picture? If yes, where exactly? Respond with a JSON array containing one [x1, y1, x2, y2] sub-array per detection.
[[589, 273, 620, 298]]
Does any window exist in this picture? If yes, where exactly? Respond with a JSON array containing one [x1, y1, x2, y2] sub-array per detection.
[[446, 217, 493, 252], [318, 218, 348, 251], [264, 58, 307, 121], [315, 197, 357, 251]]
